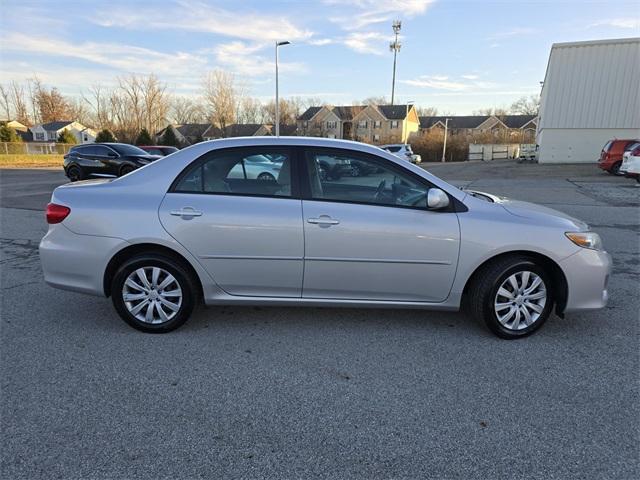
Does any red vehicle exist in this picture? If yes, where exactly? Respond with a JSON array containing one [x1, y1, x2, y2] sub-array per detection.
[[598, 139, 639, 174], [138, 145, 179, 156]]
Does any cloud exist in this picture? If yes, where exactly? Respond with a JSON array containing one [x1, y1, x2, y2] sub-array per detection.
[[461, 74, 479, 80], [1, 33, 206, 74], [93, 0, 313, 42], [211, 41, 305, 76], [588, 18, 640, 29], [487, 27, 537, 40], [307, 38, 334, 46], [401, 75, 497, 91], [343, 32, 389, 54], [327, 0, 435, 30]]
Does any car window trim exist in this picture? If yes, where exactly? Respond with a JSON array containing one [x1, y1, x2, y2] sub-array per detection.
[[298, 146, 464, 213], [168, 145, 302, 200]]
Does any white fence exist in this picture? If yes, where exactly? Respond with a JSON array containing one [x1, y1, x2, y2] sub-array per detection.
[[468, 143, 521, 161], [0, 142, 74, 155]]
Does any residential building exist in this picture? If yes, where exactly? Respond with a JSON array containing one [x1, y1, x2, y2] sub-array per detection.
[[537, 37, 640, 163], [156, 123, 213, 145], [297, 104, 419, 144], [30, 121, 96, 143], [0, 120, 28, 132], [419, 115, 538, 142], [156, 123, 278, 145]]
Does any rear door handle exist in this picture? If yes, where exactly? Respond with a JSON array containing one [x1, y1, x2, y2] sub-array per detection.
[[170, 207, 203, 218], [307, 215, 339, 226]]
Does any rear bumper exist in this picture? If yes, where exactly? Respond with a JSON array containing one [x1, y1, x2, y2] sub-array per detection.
[[559, 248, 612, 313], [39, 224, 126, 296]]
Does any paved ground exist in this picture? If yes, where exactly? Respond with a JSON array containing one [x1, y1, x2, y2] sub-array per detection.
[[1, 163, 638, 479]]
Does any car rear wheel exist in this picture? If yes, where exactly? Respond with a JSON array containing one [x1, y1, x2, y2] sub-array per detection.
[[67, 166, 84, 182], [119, 165, 135, 177], [257, 172, 276, 182], [468, 256, 553, 339], [610, 162, 621, 175], [111, 254, 197, 333]]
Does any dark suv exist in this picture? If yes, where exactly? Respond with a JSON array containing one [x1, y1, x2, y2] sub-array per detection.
[[63, 143, 161, 181]]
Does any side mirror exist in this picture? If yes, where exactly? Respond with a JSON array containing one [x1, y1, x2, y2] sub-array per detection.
[[427, 188, 450, 210]]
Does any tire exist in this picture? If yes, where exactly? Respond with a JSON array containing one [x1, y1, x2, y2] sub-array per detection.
[[610, 162, 621, 175], [467, 256, 554, 339], [119, 165, 135, 177], [257, 172, 276, 182], [111, 254, 198, 333], [67, 166, 84, 182]]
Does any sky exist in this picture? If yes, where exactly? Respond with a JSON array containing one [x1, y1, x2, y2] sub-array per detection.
[[1, 0, 638, 114]]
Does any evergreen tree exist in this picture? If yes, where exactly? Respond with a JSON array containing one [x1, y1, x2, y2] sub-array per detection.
[[57, 128, 77, 144], [0, 124, 22, 143], [161, 127, 181, 147], [95, 129, 116, 142], [135, 128, 153, 145]]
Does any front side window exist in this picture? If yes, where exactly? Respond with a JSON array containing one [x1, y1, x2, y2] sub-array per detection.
[[305, 149, 430, 208], [174, 149, 292, 198]]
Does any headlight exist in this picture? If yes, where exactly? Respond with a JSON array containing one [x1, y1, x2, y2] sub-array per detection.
[[565, 232, 603, 250]]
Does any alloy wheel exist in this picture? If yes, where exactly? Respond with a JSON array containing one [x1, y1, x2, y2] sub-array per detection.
[[494, 270, 547, 331], [122, 267, 183, 324]]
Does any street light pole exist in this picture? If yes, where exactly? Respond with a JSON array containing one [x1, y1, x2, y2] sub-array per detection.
[[441, 118, 450, 162], [275, 40, 290, 137], [389, 20, 402, 105]]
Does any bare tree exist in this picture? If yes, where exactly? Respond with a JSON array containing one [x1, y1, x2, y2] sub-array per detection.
[[237, 97, 263, 124], [0, 85, 10, 120], [262, 98, 298, 126], [417, 106, 438, 117], [203, 70, 238, 134], [510, 95, 539, 115], [31, 78, 72, 123], [9, 81, 30, 125], [171, 96, 207, 124]]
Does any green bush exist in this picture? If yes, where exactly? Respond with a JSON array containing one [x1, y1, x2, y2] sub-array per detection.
[[135, 128, 153, 145], [57, 129, 77, 144], [95, 129, 116, 142]]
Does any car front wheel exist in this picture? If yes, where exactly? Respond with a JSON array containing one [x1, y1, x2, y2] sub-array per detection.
[[468, 256, 553, 339], [111, 254, 197, 333]]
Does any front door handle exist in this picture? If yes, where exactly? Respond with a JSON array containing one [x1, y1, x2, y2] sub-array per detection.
[[170, 207, 203, 218], [307, 215, 339, 226]]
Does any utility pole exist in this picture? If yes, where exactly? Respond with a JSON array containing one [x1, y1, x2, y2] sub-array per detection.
[[275, 40, 290, 136], [389, 20, 402, 105], [441, 118, 450, 162]]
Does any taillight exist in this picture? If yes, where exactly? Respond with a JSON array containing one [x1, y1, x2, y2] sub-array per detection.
[[46, 203, 71, 224]]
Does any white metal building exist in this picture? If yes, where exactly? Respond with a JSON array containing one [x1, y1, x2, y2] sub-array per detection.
[[537, 37, 640, 163]]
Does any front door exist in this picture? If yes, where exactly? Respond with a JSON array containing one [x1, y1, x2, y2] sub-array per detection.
[[159, 147, 304, 297], [301, 148, 460, 302]]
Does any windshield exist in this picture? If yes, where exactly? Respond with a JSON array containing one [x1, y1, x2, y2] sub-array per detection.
[[110, 144, 149, 156]]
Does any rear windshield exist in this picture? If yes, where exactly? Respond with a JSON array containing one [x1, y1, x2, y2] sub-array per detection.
[[385, 146, 401, 153], [602, 141, 613, 152]]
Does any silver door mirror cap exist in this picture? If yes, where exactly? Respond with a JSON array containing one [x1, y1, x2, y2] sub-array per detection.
[[427, 188, 450, 210]]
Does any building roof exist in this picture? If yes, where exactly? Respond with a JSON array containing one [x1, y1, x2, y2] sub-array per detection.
[[539, 37, 640, 130], [223, 123, 266, 137], [419, 115, 489, 129], [39, 121, 74, 132], [276, 124, 298, 136], [17, 130, 33, 142], [499, 115, 537, 128], [298, 106, 323, 121], [175, 123, 212, 139], [331, 106, 366, 121], [376, 105, 413, 120]]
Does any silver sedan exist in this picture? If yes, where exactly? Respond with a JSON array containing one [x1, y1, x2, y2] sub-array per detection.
[[39, 137, 611, 339]]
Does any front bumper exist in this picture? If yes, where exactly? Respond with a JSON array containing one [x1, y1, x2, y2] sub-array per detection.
[[559, 247, 612, 313], [39, 223, 126, 297]]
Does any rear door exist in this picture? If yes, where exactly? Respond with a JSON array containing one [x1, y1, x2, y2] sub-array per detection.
[[159, 146, 304, 297], [300, 148, 460, 302]]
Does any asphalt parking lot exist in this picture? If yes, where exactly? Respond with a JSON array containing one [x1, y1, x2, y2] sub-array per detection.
[[1, 162, 638, 479]]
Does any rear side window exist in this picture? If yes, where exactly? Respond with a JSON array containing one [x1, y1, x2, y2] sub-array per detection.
[[624, 141, 640, 151], [385, 146, 401, 153], [173, 148, 293, 198]]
